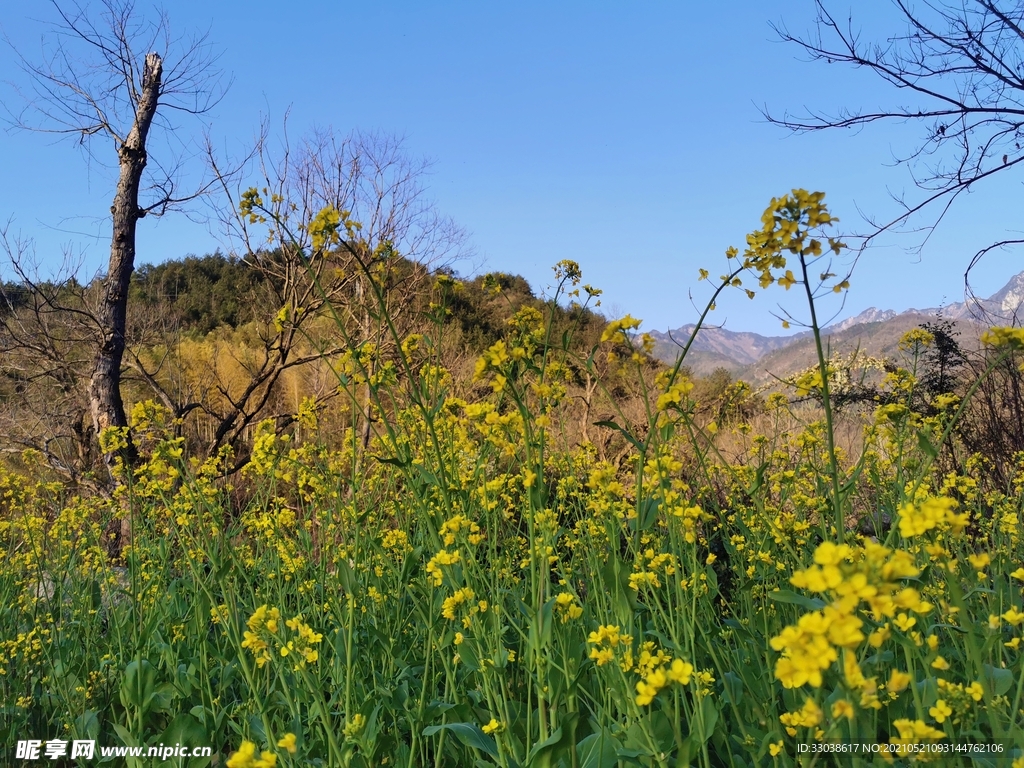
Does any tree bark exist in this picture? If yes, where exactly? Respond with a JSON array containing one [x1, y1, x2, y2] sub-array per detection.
[[88, 51, 162, 469]]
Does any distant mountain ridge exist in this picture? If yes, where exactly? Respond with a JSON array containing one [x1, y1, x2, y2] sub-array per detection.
[[651, 271, 1024, 378], [649, 325, 794, 366], [916, 271, 1024, 324]]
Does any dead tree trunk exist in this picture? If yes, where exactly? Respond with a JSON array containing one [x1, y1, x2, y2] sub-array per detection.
[[88, 52, 163, 469]]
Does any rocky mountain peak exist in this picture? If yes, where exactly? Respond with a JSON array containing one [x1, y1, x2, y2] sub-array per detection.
[[653, 269, 1024, 376]]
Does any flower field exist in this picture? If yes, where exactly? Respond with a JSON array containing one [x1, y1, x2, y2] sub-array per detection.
[[2, 192, 1023, 767]]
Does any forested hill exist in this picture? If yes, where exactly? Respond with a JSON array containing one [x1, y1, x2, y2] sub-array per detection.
[[128, 252, 608, 355], [130, 254, 268, 334]]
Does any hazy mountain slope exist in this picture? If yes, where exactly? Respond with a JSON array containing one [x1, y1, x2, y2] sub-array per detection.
[[651, 271, 1024, 379], [741, 313, 950, 384], [649, 325, 799, 373]]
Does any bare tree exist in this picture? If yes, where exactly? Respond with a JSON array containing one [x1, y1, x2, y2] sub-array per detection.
[[4, 0, 224, 469], [0, 227, 101, 484], [122, 127, 471, 469], [766, 1, 1024, 275]]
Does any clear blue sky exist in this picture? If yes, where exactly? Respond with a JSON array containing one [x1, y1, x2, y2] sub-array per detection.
[[1, 1, 1021, 333]]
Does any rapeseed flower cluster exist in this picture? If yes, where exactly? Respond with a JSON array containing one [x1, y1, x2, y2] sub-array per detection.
[[779, 698, 823, 737], [280, 616, 323, 668], [634, 657, 694, 706], [277, 734, 297, 754], [439, 514, 484, 546], [897, 495, 968, 538], [225, 741, 277, 768], [343, 714, 365, 740], [241, 605, 281, 669], [629, 549, 677, 590], [240, 605, 322, 670], [600, 314, 642, 345], [655, 372, 694, 413], [425, 549, 460, 587], [931, 678, 985, 725], [553, 591, 583, 623], [441, 587, 488, 627], [584, 461, 632, 528], [381, 528, 412, 555], [481, 718, 504, 734], [473, 340, 510, 388], [587, 625, 633, 667], [898, 327, 935, 351], [772, 540, 932, 690], [981, 326, 1024, 349], [732, 189, 845, 291], [890, 718, 946, 747]]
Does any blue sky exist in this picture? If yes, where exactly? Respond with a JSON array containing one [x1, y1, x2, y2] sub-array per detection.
[[1, 1, 1021, 333]]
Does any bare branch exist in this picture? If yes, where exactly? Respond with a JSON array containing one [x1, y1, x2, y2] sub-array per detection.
[[766, 0, 1024, 275]]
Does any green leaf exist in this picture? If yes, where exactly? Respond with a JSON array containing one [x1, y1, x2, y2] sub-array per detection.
[[633, 496, 660, 532], [400, 546, 424, 584], [599, 557, 639, 626], [914, 676, 939, 707], [768, 589, 826, 611], [722, 671, 743, 705], [416, 466, 439, 487], [525, 725, 564, 766], [676, 735, 698, 767], [246, 714, 267, 744], [525, 713, 578, 768], [120, 659, 156, 712], [373, 454, 410, 468], [929, 622, 967, 634], [74, 710, 100, 741], [456, 638, 481, 671], [422, 723, 498, 760], [363, 703, 382, 749], [615, 746, 648, 766], [699, 696, 719, 743], [705, 565, 719, 597], [156, 714, 208, 764], [746, 461, 770, 496], [916, 430, 938, 459], [982, 664, 1013, 696], [336, 557, 356, 594], [578, 729, 617, 768], [149, 682, 176, 713], [112, 723, 140, 749]]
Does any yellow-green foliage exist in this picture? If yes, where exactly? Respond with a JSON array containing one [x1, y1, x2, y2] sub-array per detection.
[[2, 194, 1023, 767]]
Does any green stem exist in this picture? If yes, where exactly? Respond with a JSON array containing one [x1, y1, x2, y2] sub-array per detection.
[[798, 253, 844, 542]]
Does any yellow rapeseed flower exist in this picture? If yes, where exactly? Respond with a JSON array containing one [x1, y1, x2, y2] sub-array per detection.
[[981, 326, 1024, 348], [226, 742, 256, 768], [968, 553, 991, 570], [276, 733, 297, 754], [343, 714, 365, 740], [887, 669, 911, 694], [929, 699, 952, 723], [892, 718, 945, 742], [893, 613, 916, 632], [601, 315, 643, 344], [831, 699, 855, 720], [667, 658, 694, 684], [1003, 607, 1024, 626]]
